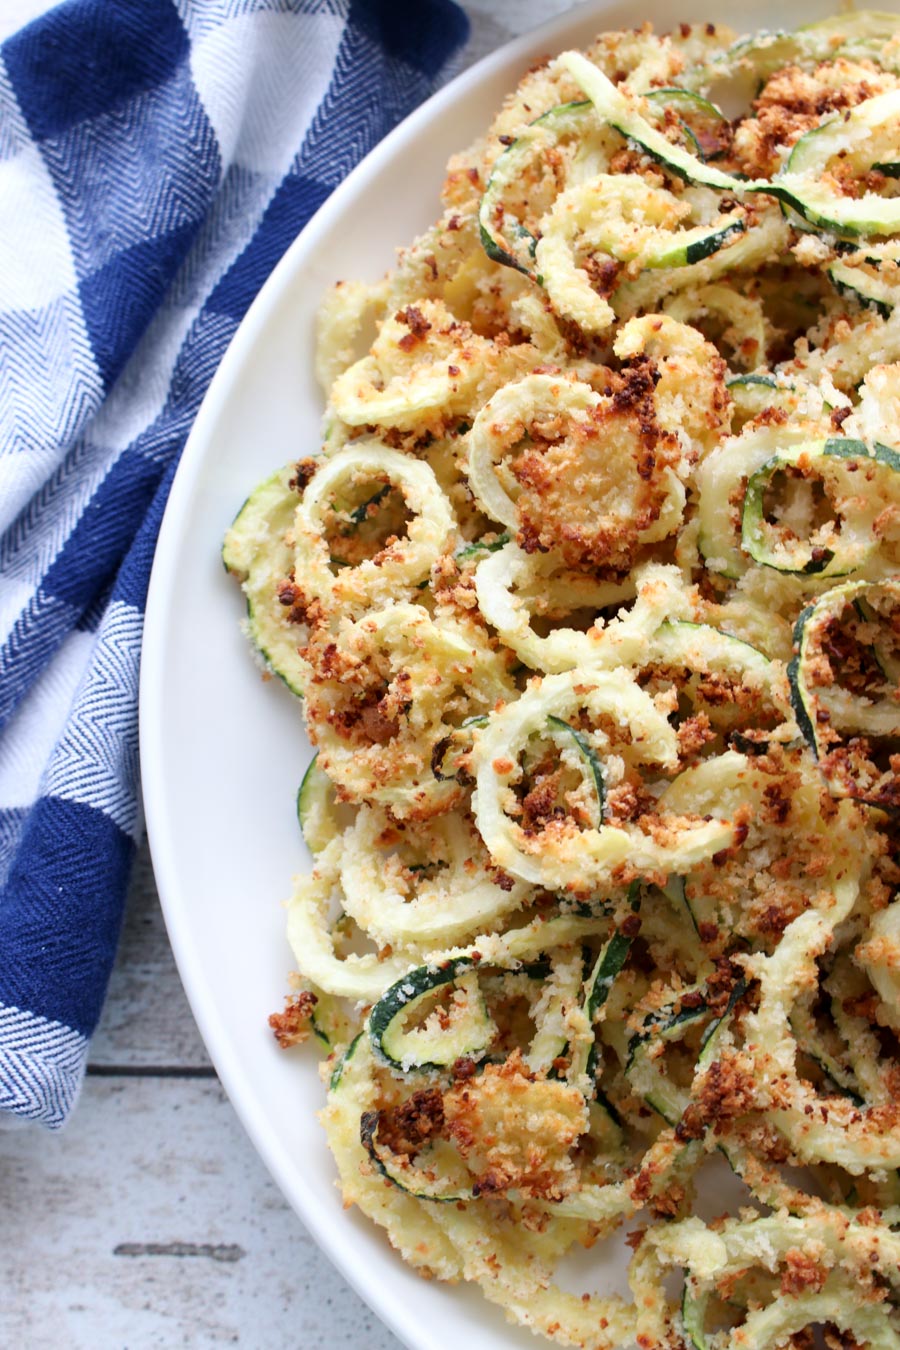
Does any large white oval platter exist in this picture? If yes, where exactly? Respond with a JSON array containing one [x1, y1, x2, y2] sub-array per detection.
[[140, 1, 894, 1345]]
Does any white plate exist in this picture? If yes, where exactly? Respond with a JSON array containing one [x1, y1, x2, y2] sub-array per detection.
[[140, 2, 884, 1344]]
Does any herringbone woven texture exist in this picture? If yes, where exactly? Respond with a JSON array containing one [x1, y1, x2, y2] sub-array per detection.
[[0, 0, 468, 1127]]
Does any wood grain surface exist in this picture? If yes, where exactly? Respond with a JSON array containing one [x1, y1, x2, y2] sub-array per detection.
[[0, 2, 579, 1345]]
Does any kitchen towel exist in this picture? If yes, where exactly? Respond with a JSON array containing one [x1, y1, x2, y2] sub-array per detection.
[[0, 0, 469, 1127]]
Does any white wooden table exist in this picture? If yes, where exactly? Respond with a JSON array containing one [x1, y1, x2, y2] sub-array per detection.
[[0, 2, 580, 1345]]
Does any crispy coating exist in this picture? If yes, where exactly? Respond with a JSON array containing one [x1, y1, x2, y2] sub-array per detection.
[[443, 1052, 588, 1200], [513, 375, 682, 569], [377, 1089, 446, 1158], [268, 991, 318, 1048], [734, 59, 900, 177]]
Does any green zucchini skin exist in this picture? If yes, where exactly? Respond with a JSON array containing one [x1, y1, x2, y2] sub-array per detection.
[[625, 994, 710, 1125], [788, 579, 900, 810], [874, 440, 900, 473], [858, 593, 900, 683], [661, 874, 697, 932], [726, 373, 777, 391], [359, 1110, 471, 1203], [789, 581, 899, 757], [696, 980, 747, 1067], [681, 1281, 710, 1350], [789, 1006, 865, 1106], [742, 459, 829, 576], [547, 715, 607, 821], [741, 437, 899, 577], [349, 485, 390, 525], [625, 977, 748, 1129], [454, 532, 510, 562], [828, 261, 896, 319], [683, 217, 746, 266], [329, 1031, 362, 1091], [561, 52, 900, 247], [585, 933, 632, 1024], [583, 930, 633, 1087], [222, 463, 307, 698], [478, 220, 527, 273], [771, 90, 900, 237], [479, 93, 744, 286], [643, 87, 728, 163], [710, 10, 900, 85], [296, 754, 339, 854], [369, 947, 559, 1076], [787, 601, 819, 752], [369, 957, 484, 1073], [617, 206, 747, 270], [430, 715, 488, 783], [654, 619, 771, 671], [601, 108, 736, 192], [478, 101, 593, 275], [495, 56, 900, 299], [628, 1000, 709, 1061]]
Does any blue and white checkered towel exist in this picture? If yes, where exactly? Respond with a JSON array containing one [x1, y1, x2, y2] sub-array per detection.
[[0, 0, 469, 1128]]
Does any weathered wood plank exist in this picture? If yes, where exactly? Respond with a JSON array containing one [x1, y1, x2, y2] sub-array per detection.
[[0, 1075, 402, 1349], [88, 840, 211, 1070]]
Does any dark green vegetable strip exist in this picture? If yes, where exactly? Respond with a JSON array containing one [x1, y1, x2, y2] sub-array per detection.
[[547, 715, 607, 821]]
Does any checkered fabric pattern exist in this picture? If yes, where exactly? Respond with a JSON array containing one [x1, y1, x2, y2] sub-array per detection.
[[0, 0, 469, 1128]]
